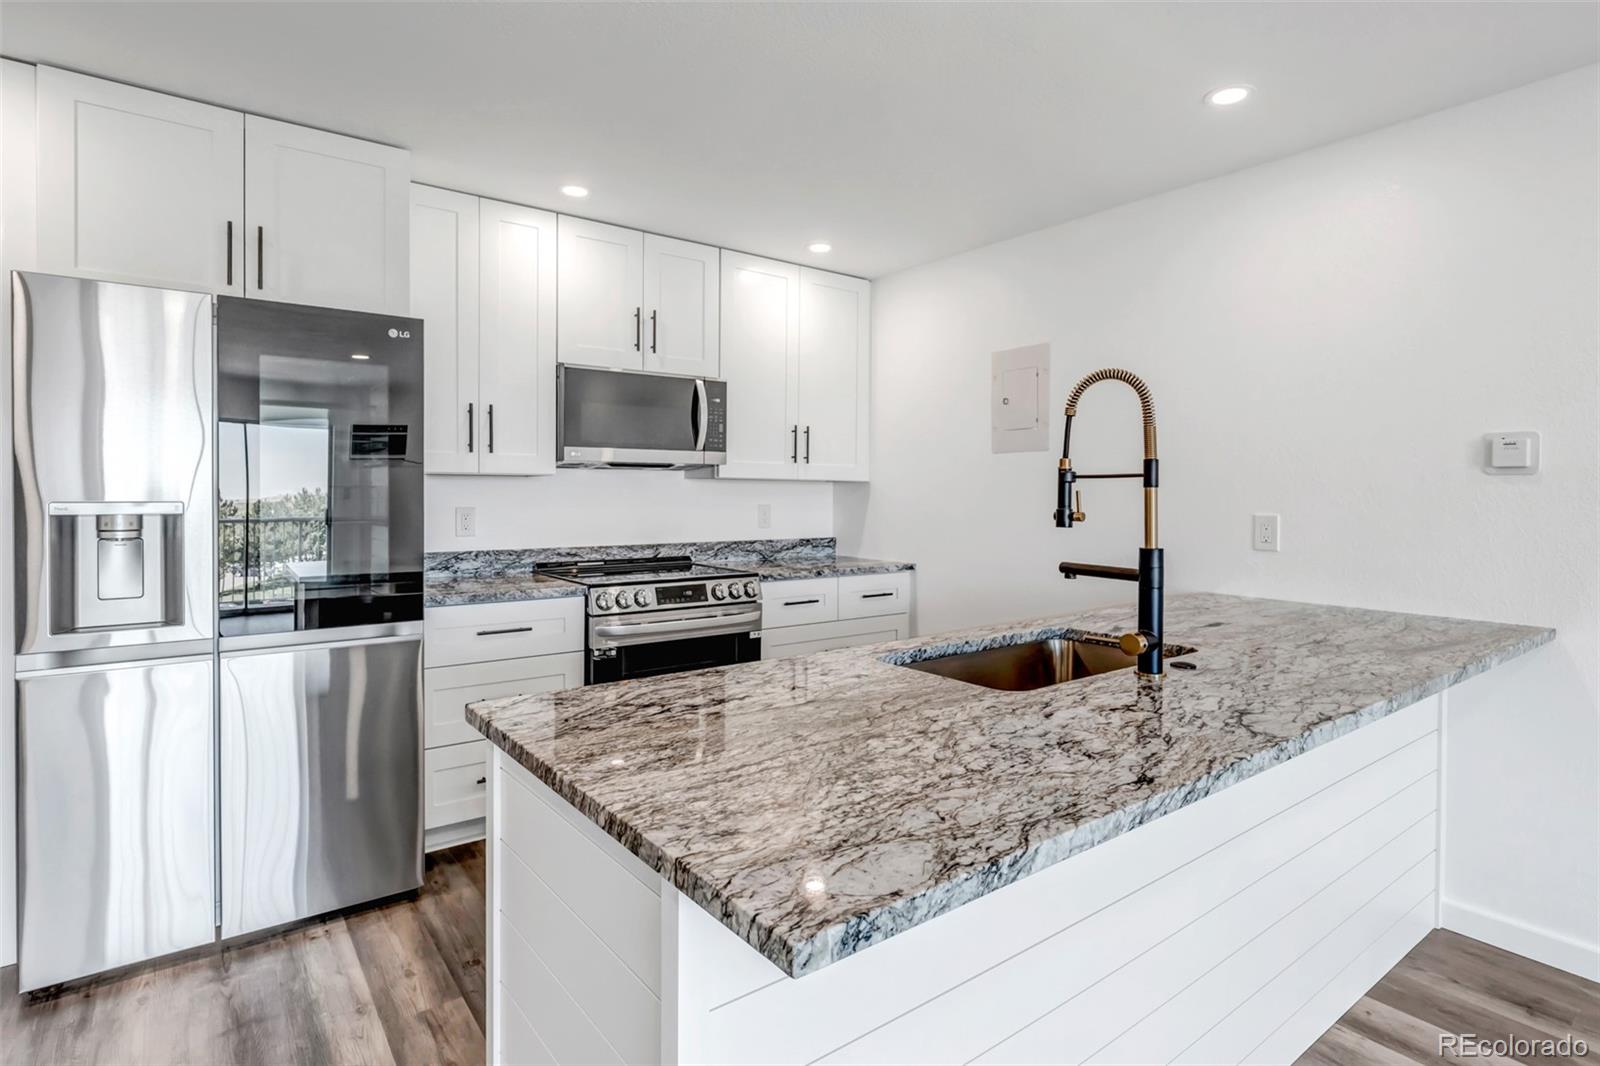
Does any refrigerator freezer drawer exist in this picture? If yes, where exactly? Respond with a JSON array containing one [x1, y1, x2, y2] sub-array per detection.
[[17, 656, 217, 991], [220, 635, 423, 938]]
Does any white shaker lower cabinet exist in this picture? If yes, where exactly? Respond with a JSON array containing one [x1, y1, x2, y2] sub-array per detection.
[[422, 597, 584, 850], [761, 572, 913, 659], [244, 114, 410, 314], [35, 65, 244, 294], [411, 185, 559, 475], [711, 253, 870, 482]]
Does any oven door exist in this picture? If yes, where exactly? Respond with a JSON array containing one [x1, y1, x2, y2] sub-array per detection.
[[587, 602, 761, 683], [557, 364, 726, 468]]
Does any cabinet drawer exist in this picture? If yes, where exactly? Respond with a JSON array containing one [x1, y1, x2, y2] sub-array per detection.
[[425, 740, 489, 830], [761, 614, 910, 660], [425, 598, 583, 667], [838, 572, 912, 619], [424, 652, 583, 749], [760, 577, 838, 628]]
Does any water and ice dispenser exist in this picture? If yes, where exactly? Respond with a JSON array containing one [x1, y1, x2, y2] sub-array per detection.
[[48, 501, 186, 633]]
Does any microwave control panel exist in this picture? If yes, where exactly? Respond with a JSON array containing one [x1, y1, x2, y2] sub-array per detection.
[[703, 381, 728, 451]]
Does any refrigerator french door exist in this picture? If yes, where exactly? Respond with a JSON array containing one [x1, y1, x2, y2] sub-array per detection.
[[12, 272, 217, 992], [215, 296, 425, 937]]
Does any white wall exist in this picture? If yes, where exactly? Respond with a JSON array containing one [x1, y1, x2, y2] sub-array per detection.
[[837, 67, 1599, 976], [426, 471, 833, 551]]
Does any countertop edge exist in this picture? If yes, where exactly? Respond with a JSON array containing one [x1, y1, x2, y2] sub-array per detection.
[[470, 619, 1554, 979]]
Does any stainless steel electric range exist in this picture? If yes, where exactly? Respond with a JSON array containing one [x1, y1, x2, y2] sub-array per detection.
[[534, 556, 762, 684]]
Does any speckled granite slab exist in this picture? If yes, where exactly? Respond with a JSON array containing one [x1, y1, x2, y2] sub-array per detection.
[[424, 538, 912, 606], [467, 593, 1551, 978]]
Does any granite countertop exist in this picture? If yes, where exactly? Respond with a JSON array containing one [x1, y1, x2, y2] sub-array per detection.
[[424, 570, 582, 608], [423, 539, 914, 607], [467, 592, 1552, 979], [707, 555, 915, 582]]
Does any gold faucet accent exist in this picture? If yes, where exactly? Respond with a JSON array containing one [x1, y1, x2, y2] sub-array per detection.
[[1054, 368, 1165, 676]]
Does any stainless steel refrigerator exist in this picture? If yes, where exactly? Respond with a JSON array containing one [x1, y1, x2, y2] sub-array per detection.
[[14, 272, 424, 992]]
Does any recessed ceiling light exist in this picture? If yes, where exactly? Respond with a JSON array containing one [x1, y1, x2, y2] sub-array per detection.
[[561, 184, 589, 198], [1205, 85, 1253, 108], [807, 242, 832, 254], [350, 353, 370, 360]]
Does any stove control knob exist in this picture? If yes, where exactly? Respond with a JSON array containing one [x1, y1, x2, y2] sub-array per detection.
[[743, 580, 759, 599], [634, 589, 653, 608], [595, 592, 613, 611], [728, 584, 743, 599], [614, 590, 633, 609], [710, 584, 727, 601]]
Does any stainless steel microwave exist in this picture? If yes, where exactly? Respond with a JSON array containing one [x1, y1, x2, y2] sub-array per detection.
[[556, 364, 727, 468]]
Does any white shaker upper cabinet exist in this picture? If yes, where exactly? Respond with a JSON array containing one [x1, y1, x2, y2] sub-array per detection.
[[410, 185, 480, 475], [245, 115, 409, 315], [797, 268, 870, 481], [717, 252, 800, 480], [477, 199, 558, 476], [36, 66, 244, 294], [557, 216, 644, 370], [642, 234, 720, 378]]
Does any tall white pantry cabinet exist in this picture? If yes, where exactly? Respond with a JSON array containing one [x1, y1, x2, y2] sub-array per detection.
[[34, 66, 409, 314]]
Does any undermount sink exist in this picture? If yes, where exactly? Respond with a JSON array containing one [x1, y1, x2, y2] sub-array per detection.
[[898, 635, 1196, 691]]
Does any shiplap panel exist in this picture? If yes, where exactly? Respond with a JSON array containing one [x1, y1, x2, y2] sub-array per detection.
[[499, 919, 623, 1066], [1177, 862, 1437, 1065], [500, 845, 660, 1062], [498, 767, 662, 993]]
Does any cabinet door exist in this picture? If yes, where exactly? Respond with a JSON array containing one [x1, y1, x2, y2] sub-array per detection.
[[411, 185, 481, 474], [557, 215, 643, 370], [717, 251, 799, 480], [642, 233, 719, 377], [36, 66, 243, 293], [479, 200, 559, 475], [797, 268, 870, 481], [244, 114, 409, 314]]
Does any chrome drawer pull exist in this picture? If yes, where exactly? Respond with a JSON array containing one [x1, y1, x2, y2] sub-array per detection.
[[476, 626, 533, 636]]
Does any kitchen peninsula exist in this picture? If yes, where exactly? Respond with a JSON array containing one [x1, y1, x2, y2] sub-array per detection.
[[469, 593, 1551, 1065]]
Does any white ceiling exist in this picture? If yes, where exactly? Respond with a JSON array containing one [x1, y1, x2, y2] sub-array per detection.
[[4, 2, 1596, 278]]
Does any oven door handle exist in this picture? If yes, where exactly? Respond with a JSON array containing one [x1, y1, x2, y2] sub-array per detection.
[[693, 378, 709, 451], [592, 608, 761, 644]]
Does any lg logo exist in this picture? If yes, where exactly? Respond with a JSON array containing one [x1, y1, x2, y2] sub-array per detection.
[[388, 327, 411, 339]]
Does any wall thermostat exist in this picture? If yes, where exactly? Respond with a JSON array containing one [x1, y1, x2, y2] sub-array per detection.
[[1483, 431, 1540, 475]]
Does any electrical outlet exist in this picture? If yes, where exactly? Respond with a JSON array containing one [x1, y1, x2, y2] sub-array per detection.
[[1252, 513, 1280, 552], [455, 506, 477, 538], [757, 503, 772, 530]]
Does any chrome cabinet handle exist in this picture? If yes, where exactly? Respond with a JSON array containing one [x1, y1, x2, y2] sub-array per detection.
[[791, 425, 798, 463], [487, 403, 495, 453], [475, 625, 532, 637], [466, 402, 474, 453], [226, 221, 233, 287], [803, 425, 811, 463], [634, 307, 641, 351], [782, 598, 821, 607], [650, 309, 658, 353], [256, 226, 264, 290], [693, 379, 709, 449]]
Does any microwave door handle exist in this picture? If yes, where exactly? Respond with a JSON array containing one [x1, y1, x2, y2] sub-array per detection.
[[693, 378, 709, 450]]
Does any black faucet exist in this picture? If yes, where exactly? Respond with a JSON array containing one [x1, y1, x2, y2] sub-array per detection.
[[1053, 368, 1164, 677]]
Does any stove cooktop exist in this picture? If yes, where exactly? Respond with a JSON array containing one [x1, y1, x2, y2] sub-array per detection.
[[532, 556, 756, 587]]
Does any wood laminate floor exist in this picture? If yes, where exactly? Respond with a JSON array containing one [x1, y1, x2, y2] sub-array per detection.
[[2, 844, 1595, 1065]]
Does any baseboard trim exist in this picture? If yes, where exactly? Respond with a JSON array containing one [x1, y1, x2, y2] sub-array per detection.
[[1440, 898, 1600, 981]]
